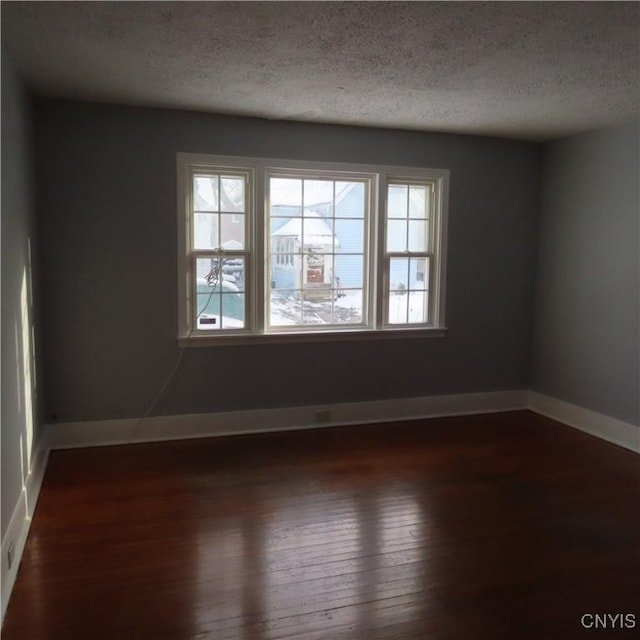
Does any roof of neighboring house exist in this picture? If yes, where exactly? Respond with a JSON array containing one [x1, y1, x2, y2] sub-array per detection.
[[272, 211, 339, 248]]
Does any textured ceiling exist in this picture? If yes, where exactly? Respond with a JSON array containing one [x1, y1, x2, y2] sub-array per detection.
[[2, 1, 639, 140]]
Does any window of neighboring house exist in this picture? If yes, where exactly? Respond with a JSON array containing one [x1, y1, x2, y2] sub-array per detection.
[[275, 237, 296, 267], [177, 154, 449, 344]]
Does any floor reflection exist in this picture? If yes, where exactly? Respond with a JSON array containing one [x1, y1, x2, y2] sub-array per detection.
[[263, 490, 360, 638], [193, 472, 430, 639]]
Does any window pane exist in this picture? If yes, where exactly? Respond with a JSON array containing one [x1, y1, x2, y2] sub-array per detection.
[[303, 303, 326, 325], [196, 283, 218, 311], [270, 178, 302, 209], [389, 255, 428, 325], [408, 220, 427, 252], [387, 219, 407, 252], [196, 293, 246, 330], [271, 217, 306, 259], [269, 290, 302, 326], [272, 228, 300, 268], [270, 255, 300, 291], [220, 293, 246, 329], [409, 185, 428, 219], [196, 275, 221, 331], [334, 219, 364, 253], [304, 251, 328, 287], [301, 215, 337, 254], [197, 257, 246, 290], [196, 258, 245, 331], [221, 257, 245, 293], [273, 252, 297, 268], [335, 182, 365, 218], [390, 257, 409, 291], [193, 213, 219, 250], [408, 290, 428, 324], [194, 175, 219, 212], [196, 294, 220, 330], [334, 289, 363, 324], [388, 184, 408, 218], [335, 255, 364, 289], [220, 214, 244, 249], [220, 177, 244, 212], [303, 180, 333, 212], [269, 286, 363, 327], [196, 256, 220, 281], [271, 217, 298, 237], [199, 256, 237, 285], [410, 257, 428, 288], [267, 173, 370, 332], [388, 291, 408, 324]]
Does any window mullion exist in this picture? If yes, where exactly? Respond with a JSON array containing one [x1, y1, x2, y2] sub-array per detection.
[[254, 167, 265, 334], [375, 174, 387, 330], [405, 185, 410, 253]]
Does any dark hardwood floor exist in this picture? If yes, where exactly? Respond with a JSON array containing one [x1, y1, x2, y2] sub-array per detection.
[[3, 411, 639, 639]]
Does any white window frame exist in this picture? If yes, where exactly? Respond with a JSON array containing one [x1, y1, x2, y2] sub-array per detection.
[[265, 166, 375, 334], [383, 178, 440, 327], [177, 154, 449, 346]]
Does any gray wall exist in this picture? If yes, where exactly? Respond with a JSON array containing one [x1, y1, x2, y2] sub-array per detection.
[[35, 100, 541, 424], [532, 121, 639, 426], [1, 54, 42, 538]]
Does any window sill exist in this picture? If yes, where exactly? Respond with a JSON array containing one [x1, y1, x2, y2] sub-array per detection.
[[177, 327, 447, 348]]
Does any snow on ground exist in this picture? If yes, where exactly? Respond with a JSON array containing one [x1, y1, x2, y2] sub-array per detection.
[[388, 290, 428, 324], [269, 290, 361, 326], [197, 290, 428, 330], [269, 290, 428, 326]]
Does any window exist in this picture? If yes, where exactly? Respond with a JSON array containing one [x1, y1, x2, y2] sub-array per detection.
[[177, 154, 448, 345], [275, 237, 296, 267], [385, 182, 431, 325]]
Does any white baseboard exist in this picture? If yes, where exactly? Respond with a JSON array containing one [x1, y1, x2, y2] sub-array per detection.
[[529, 391, 640, 453], [45, 389, 530, 450], [1, 439, 49, 623]]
